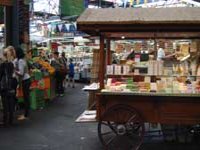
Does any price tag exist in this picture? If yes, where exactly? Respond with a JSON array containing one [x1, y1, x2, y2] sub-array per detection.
[[144, 77, 151, 83]]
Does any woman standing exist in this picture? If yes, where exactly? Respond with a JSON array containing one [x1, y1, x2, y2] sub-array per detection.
[[0, 48, 16, 126], [15, 47, 31, 120]]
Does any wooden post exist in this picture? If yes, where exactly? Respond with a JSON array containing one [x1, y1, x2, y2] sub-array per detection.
[[4, 6, 13, 46], [107, 38, 111, 65], [99, 34, 105, 89]]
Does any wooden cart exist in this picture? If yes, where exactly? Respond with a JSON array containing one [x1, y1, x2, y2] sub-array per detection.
[[77, 8, 200, 149], [96, 92, 200, 149]]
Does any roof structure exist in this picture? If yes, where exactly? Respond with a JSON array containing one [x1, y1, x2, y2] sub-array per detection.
[[77, 7, 200, 25], [77, 8, 200, 36]]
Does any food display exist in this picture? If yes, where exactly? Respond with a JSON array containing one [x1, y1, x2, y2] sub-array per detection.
[[103, 39, 200, 95], [32, 57, 55, 75]]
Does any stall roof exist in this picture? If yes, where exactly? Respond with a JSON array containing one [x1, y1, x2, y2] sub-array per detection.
[[77, 8, 200, 37], [77, 8, 200, 25]]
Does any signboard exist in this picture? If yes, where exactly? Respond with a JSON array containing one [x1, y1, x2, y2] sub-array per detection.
[[0, 0, 13, 6]]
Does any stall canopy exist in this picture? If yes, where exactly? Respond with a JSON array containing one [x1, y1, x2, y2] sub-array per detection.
[[77, 8, 200, 38]]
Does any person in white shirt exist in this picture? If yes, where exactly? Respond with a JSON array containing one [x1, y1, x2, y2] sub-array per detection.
[[157, 46, 175, 61], [15, 47, 31, 120], [157, 47, 165, 61]]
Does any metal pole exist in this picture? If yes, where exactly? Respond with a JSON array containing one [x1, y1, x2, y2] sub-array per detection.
[[98, 0, 101, 8]]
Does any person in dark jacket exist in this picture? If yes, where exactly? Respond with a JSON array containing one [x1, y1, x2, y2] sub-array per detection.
[[0, 48, 16, 126], [59, 52, 68, 88], [51, 52, 64, 96]]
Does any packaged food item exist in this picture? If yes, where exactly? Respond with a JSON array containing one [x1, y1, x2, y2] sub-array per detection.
[[114, 65, 122, 75], [107, 65, 114, 75]]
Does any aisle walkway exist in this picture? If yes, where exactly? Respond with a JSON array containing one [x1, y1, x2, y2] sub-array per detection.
[[0, 83, 199, 150]]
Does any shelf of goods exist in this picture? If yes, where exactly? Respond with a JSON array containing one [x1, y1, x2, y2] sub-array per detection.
[[17, 58, 56, 110], [17, 75, 52, 110]]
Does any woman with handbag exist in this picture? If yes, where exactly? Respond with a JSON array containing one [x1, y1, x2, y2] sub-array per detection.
[[0, 48, 17, 126]]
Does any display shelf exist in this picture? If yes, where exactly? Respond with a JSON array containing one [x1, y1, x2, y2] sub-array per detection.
[[107, 74, 200, 78], [101, 90, 200, 97], [133, 65, 148, 68]]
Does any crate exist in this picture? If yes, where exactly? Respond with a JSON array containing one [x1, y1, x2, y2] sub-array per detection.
[[32, 71, 43, 81], [43, 77, 51, 89], [30, 89, 45, 110]]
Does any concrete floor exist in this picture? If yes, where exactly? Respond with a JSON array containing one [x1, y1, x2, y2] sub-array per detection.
[[0, 83, 199, 150]]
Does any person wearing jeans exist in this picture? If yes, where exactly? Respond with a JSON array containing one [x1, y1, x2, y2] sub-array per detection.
[[15, 47, 31, 120], [22, 78, 31, 117]]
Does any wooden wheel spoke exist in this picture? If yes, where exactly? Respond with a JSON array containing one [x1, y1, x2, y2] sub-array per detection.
[[108, 122, 116, 126], [127, 113, 138, 123], [127, 123, 141, 130], [102, 131, 114, 136], [101, 121, 109, 126], [106, 134, 117, 146], [108, 122, 118, 135]]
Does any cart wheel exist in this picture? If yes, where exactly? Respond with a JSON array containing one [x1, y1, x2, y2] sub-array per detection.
[[98, 104, 145, 150]]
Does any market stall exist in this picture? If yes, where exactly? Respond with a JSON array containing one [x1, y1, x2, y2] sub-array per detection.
[[17, 52, 56, 110], [77, 8, 200, 149]]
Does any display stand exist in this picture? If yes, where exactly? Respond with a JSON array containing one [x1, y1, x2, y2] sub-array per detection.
[[77, 8, 200, 149]]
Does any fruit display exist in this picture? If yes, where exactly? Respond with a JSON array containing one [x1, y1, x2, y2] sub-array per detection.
[[33, 57, 55, 75]]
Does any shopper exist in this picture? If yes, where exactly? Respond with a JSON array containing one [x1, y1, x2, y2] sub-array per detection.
[[59, 52, 68, 87], [51, 52, 64, 96], [157, 43, 176, 61], [0, 48, 17, 126], [6, 46, 18, 106], [157, 46, 165, 61], [15, 47, 31, 120], [68, 58, 75, 88]]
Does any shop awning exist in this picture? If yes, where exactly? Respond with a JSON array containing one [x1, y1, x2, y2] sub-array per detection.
[[77, 8, 200, 36]]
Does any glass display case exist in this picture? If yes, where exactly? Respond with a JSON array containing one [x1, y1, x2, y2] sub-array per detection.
[[103, 39, 200, 96]]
